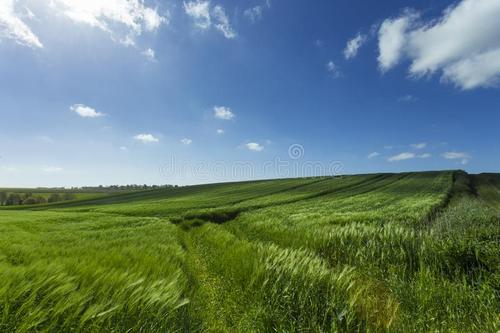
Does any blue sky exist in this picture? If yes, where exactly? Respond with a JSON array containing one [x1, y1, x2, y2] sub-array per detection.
[[1, 0, 499, 187]]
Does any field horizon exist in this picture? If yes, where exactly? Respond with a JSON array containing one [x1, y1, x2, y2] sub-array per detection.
[[2, 168, 499, 190]]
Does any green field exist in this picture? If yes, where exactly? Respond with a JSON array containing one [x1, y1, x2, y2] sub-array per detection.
[[0, 171, 499, 332]]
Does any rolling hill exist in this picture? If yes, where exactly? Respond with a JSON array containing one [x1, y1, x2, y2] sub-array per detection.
[[0, 171, 498, 332]]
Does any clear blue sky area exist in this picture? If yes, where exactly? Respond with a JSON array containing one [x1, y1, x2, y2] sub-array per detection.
[[1, 0, 499, 186]]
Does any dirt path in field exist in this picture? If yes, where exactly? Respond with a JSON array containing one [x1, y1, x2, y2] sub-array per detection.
[[177, 229, 252, 333]]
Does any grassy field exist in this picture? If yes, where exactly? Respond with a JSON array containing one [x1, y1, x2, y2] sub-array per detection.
[[0, 171, 498, 332]]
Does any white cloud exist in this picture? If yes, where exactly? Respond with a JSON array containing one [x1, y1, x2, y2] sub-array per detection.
[[70, 104, 104, 118], [119, 146, 128, 151], [388, 152, 415, 162], [246, 142, 264, 152], [42, 166, 63, 173], [0, 0, 43, 48], [344, 33, 367, 59], [0, 0, 167, 49], [442, 151, 469, 159], [184, 1, 211, 29], [134, 133, 159, 143], [378, 0, 500, 89], [184, 2, 235, 39], [216, 129, 225, 134], [181, 138, 192, 145], [143, 7, 165, 31], [142, 48, 156, 61], [410, 142, 426, 149], [244, 6, 263, 23], [442, 151, 470, 165], [326, 61, 341, 78], [441, 49, 500, 89], [214, 106, 234, 120], [388, 150, 431, 161], [51, 0, 167, 46], [367, 152, 380, 159], [377, 11, 417, 72], [212, 5, 236, 39], [22, 6, 36, 20]]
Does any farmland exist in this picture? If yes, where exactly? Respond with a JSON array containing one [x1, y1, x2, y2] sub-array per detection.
[[0, 171, 499, 332]]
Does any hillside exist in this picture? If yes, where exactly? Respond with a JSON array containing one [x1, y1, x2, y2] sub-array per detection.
[[0, 171, 498, 332]]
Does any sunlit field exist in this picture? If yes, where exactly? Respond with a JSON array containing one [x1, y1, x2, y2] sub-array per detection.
[[0, 171, 499, 332]]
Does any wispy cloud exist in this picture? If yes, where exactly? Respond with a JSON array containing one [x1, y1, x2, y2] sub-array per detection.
[[344, 33, 367, 59], [184, 1, 211, 29], [1, 0, 168, 49], [181, 138, 192, 145], [410, 142, 426, 149], [142, 48, 156, 61], [388, 151, 431, 161], [442, 151, 470, 165], [212, 5, 236, 39], [388, 152, 415, 162], [184, 1, 236, 39], [367, 152, 380, 159], [326, 61, 341, 78], [398, 94, 418, 103], [42, 166, 63, 173], [70, 104, 104, 118], [244, 6, 263, 23], [216, 129, 225, 135], [134, 133, 159, 143], [315, 39, 324, 47], [0, 0, 43, 48], [214, 106, 235, 120], [246, 142, 264, 152], [51, 0, 167, 46]]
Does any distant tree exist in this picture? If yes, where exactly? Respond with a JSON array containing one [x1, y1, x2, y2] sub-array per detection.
[[48, 193, 61, 203], [62, 193, 76, 201], [22, 197, 39, 205], [0, 191, 6, 205], [22, 192, 33, 200], [5, 193, 22, 205], [35, 196, 47, 204]]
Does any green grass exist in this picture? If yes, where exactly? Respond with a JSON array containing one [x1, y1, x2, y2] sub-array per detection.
[[0, 171, 499, 332]]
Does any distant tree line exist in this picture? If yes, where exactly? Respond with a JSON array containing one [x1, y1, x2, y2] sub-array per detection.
[[28, 184, 179, 193], [71, 184, 178, 191], [0, 192, 76, 206]]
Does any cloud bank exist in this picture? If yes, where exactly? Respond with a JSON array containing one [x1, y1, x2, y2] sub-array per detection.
[[378, 0, 500, 89]]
